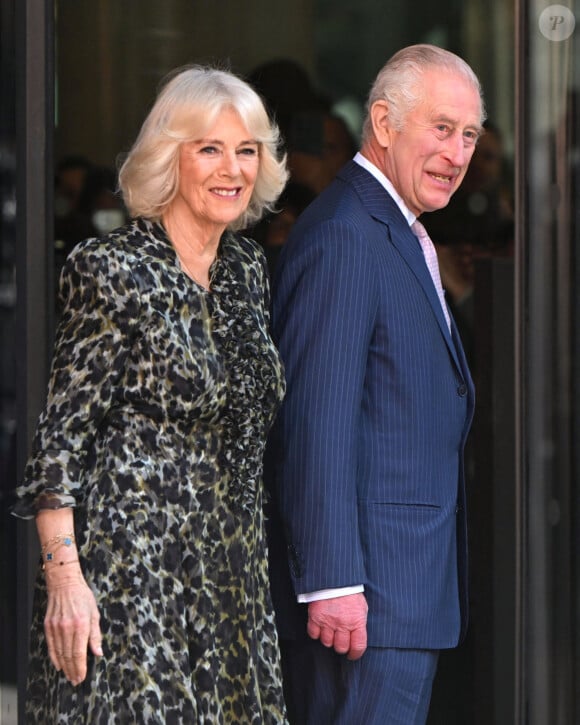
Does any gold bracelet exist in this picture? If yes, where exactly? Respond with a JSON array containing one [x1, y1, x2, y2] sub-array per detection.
[[41, 532, 75, 554], [43, 558, 80, 571], [41, 533, 76, 564]]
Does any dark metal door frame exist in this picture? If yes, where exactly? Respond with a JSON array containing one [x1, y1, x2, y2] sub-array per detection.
[[15, 1, 54, 722]]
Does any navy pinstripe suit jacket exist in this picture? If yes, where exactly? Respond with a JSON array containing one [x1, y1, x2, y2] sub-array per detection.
[[267, 160, 475, 649]]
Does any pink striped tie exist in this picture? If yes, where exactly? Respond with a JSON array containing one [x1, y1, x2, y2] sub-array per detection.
[[411, 220, 451, 331]]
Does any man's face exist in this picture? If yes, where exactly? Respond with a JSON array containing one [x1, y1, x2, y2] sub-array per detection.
[[381, 69, 483, 217]]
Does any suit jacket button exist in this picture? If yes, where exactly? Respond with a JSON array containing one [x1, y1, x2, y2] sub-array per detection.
[[457, 383, 468, 396]]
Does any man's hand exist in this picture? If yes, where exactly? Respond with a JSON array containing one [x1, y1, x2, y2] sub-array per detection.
[[307, 592, 368, 660]]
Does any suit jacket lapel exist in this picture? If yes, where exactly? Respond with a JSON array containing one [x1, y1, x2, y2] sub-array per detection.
[[338, 161, 463, 372]]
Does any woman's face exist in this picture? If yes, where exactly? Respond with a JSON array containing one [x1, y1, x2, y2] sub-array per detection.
[[172, 107, 260, 232]]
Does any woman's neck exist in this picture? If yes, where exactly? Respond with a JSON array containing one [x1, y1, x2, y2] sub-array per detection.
[[161, 208, 224, 289]]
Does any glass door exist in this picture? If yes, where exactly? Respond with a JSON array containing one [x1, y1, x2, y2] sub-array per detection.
[[517, 1, 579, 721], [9, 2, 552, 722]]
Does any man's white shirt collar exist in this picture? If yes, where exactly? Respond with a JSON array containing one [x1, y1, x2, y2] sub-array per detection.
[[353, 152, 416, 226]]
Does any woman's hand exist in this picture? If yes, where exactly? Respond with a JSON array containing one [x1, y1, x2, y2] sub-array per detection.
[[44, 568, 103, 686], [36, 507, 103, 686]]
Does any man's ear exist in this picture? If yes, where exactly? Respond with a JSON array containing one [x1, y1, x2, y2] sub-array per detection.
[[370, 100, 392, 148]]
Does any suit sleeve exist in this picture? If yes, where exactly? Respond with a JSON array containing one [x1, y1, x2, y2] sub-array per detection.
[[272, 217, 378, 595]]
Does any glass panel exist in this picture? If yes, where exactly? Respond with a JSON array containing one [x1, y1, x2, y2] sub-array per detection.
[[520, 0, 579, 721]]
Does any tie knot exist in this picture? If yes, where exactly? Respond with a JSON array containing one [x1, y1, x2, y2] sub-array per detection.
[[411, 219, 428, 242]]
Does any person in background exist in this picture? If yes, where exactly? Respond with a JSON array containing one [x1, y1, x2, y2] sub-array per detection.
[[76, 165, 128, 236], [249, 59, 357, 197], [252, 180, 316, 278], [55, 163, 128, 304], [248, 58, 330, 147], [286, 110, 357, 195], [267, 44, 484, 724], [422, 120, 514, 369], [54, 154, 94, 216], [54, 155, 97, 266], [13, 65, 289, 723]]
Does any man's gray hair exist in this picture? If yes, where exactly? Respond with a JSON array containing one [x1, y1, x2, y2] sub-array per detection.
[[361, 44, 486, 144]]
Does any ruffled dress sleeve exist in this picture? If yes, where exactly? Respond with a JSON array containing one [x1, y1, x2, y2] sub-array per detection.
[[13, 236, 141, 518]]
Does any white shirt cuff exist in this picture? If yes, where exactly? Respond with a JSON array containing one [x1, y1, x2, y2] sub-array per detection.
[[297, 585, 365, 603]]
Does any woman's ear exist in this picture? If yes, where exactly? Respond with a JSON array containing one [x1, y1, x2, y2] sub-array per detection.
[[370, 100, 392, 148]]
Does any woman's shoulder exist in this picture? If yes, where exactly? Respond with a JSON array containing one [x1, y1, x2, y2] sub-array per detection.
[[61, 220, 172, 304], [67, 219, 174, 278], [70, 219, 147, 259]]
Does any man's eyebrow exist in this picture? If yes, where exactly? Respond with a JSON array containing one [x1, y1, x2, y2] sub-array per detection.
[[432, 115, 484, 135], [430, 114, 456, 126]]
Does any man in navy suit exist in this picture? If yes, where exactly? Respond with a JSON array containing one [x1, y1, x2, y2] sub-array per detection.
[[268, 44, 485, 724]]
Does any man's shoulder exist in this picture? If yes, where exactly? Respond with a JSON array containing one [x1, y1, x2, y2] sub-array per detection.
[[291, 168, 371, 233], [289, 166, 406, 247]]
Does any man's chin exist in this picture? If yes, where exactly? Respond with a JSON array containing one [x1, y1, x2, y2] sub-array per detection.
[[423, 195, 454, 213]]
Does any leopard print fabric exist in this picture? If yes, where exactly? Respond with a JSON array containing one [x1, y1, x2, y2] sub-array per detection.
[[15, 218, 288, 724]]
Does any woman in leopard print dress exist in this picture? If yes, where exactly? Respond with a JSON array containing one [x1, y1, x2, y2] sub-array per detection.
[[14, 67, 289, 723]]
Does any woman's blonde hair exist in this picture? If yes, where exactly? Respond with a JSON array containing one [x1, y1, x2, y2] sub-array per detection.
[[118, 65, 288, 230]]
